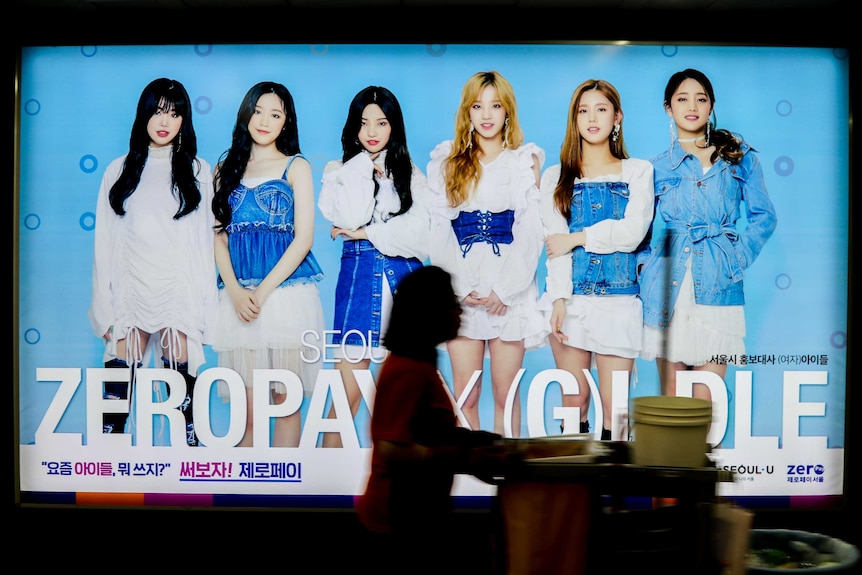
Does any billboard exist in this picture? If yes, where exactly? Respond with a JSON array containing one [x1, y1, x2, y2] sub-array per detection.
[[16, 42, 850, 509]]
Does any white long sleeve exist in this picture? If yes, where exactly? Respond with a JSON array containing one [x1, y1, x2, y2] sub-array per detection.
[[319, 151, 431, 261], [87, 152, 217, 375]]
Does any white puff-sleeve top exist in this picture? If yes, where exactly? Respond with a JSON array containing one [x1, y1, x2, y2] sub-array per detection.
[[426, 140, 546, 348], [319, 149, 431, 261], [88, 148, 218, 376]]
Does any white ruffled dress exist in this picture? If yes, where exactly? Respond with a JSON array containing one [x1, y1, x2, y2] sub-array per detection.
[[426, 140, 547, 351]]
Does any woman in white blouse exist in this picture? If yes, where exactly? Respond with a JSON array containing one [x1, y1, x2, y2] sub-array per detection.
[[426, 71, 545, 438], [318, 86, 431, 448]]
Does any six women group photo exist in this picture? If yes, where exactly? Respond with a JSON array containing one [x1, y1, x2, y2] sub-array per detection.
[[87, 65, 777, 451]]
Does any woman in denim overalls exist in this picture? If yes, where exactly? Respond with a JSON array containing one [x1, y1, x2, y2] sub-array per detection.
[[318, 86, 431, 448], [639, 69, 777, 403], [427, 71, 545, 438], [211, 81, 325, 447], [540, 79, 654, 441]]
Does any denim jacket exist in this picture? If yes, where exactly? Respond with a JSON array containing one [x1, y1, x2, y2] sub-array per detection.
[[639, 138, 777, 329]]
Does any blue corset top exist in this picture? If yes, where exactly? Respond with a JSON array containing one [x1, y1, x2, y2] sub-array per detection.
[[451, 209, 515, 257]]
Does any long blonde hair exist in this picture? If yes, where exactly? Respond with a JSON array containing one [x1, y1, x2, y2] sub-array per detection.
[[444, 71, 524, 207]]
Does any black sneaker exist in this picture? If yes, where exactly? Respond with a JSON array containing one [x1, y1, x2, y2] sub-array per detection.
[[580, 421, 590, 434], [600, 428, 611, 441]]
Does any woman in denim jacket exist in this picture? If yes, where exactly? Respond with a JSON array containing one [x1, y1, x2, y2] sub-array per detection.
[[540, 79, 654, 440], [318, 86, 431, 448], [639, 69, 777, 401]]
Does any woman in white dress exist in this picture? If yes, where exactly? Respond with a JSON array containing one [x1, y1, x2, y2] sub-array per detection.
[[89, 77, 217, 446], [426, 71, 545, 438]]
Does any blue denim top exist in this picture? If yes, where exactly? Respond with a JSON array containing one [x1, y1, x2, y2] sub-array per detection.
[[568, 180, 641, 296], [451, 209, 515, 257], [219, 154, 324, 289]]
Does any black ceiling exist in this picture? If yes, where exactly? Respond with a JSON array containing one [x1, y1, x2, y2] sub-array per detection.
[[10, 0, 854, 47]]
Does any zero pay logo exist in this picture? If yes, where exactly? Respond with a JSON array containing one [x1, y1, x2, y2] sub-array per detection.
[[787, 464, 826, 477]]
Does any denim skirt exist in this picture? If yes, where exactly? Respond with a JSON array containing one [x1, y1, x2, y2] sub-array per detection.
[[332, 239, 423, 348]]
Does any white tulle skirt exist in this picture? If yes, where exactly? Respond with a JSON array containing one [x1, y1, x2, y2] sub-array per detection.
[[641, 265, 746, 366], [210, 283, 325, 398]]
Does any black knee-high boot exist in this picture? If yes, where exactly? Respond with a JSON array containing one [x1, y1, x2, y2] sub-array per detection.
[[165, 359, 198, 447], [103, 358, 131, 434]]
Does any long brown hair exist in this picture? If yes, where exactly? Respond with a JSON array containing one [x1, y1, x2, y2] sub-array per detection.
[[554, 79, 628, 219]]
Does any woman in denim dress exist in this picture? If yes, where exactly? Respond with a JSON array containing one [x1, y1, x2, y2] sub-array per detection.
[[211, 81, 325, 447], [540, 79, 654, 440], [639, 69, 777, 402], [426, 71, 545, 438], [318, 86, 431, 448]]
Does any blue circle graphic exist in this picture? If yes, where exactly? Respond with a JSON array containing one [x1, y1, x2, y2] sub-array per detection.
[[24, 99, 41, 116], [24, 328, 41, 345], [310, 153, 328, 173], [80, 154, 98, 174], [80, 212, 96, 231], [775, 100, 792, 117], [830, 331, 846, 349], [774, 156, 794, 177], [427, 45, 447, 57], [196, 96, 212, 115], [24, 213, 41, 230], [661, 45, 679, 57]]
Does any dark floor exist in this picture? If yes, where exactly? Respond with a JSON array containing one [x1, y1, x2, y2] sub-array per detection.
[[11, 499, 859, 573]]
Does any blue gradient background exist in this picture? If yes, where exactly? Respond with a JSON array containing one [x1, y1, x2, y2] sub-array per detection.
[[17, 43, 849, 459]]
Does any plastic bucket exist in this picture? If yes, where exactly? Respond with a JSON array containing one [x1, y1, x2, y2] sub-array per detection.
[[632, 395, 712, 417], [631, 397, 711, 467]]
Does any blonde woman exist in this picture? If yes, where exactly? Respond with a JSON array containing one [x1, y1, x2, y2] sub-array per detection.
[[426, 71, 545, 437]]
